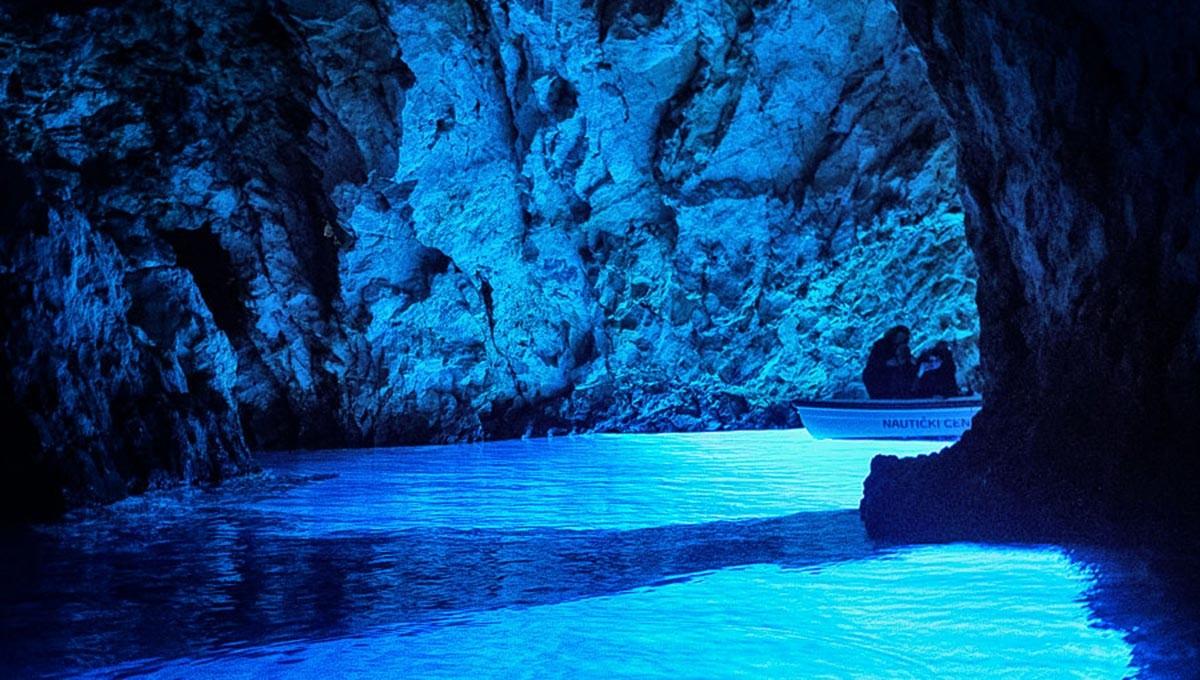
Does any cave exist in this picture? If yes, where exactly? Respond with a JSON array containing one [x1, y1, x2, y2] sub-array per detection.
[[0, 0, 980, 507], [1, 0, 1197, 676]]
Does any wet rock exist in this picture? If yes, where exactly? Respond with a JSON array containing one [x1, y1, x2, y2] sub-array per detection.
[[862, 0, 1200, 543]]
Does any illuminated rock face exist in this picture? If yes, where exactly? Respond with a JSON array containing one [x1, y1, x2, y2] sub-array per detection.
[[0, 0, 974, 515], [862, 0, 1200, 542]]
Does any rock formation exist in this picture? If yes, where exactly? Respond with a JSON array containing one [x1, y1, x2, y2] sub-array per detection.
[[0, 0, 976, 517], [862, 0, 1200, 543]]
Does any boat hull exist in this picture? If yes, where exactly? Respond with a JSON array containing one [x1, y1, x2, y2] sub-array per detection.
[[795, 398, 982, 440]]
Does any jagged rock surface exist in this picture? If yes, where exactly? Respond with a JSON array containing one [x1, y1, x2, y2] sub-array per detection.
[[0, 0, 976, 515], [862, 0, 1200, 543]]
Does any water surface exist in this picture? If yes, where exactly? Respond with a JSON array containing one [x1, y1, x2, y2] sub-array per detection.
[[2, 430, 1195, 677]]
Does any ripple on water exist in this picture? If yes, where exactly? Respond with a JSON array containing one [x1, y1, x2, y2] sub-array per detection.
[[91, 548, 1133, 679], [0, 429, 1190, 677]]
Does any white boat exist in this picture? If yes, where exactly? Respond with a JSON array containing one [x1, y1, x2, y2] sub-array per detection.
[[795, 397, 982, 440]]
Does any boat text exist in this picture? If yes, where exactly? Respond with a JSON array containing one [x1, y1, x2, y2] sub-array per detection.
[[881, 417, 973, 430]]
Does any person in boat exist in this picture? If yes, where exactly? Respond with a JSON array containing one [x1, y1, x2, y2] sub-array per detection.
[[913, 340, 960, 398], [862, 325, 917, 398]]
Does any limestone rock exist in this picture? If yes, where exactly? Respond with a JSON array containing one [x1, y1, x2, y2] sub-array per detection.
[[0, 0, 976, 515]]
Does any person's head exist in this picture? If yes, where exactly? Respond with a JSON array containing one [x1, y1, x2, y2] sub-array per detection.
[[932, 340, 952, 360], [883, 325, 911, 348]]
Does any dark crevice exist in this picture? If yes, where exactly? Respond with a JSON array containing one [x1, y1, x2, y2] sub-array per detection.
[[789, 60, 884, 209], [593, 0, 674, 42], [0, 357, 64, 524], [163, 227, 250, 338], [652, 50, 709, 191], [546, 76, 579, 121], [409, 247, 452, 304], [396, 58, 417, 89], [478, 277, 497, 339], [0, 158, 49, 237], [474, 274, 526, 403]]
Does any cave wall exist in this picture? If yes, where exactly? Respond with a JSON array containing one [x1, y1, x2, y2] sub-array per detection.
[[0, 0, 976, 514], [862, 0, 1200, 542], [333, 0, 977, 442]]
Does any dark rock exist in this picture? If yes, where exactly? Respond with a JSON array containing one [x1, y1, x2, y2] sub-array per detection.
[[862, 0, 1200, 544]]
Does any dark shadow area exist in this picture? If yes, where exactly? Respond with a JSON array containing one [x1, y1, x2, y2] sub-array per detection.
[[163, 227, 251, 338], [864, 0, 1200, 547], [0, 509, 870, 676], [1070, 547, 1200, 678]]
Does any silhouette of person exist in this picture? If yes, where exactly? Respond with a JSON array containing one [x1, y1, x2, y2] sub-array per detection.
[[914, 340, 960, 398], [863, 325, 917, 399]]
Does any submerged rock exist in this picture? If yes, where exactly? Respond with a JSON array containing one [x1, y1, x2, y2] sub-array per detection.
[[0, 0, 976, 516], [862, 0, 1200, 544]]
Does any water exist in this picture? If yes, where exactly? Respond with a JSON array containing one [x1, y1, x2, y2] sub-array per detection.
[[1, 430, 1197, 677]]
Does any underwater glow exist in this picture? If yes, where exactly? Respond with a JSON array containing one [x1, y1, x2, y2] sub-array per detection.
[[0, 431, 1153, 677], [247, 430, 943, 532]]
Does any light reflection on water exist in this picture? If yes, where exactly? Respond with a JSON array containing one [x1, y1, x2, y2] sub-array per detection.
[[249, 431, 945, 531], [0, 430, 1193, 677]]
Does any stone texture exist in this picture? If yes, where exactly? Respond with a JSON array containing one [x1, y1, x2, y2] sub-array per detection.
[[0, 0, 976, 516], [862, 0, 1200, 543]]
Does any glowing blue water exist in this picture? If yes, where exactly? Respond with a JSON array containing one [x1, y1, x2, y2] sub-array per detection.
[[1, 430, 1193, 677]]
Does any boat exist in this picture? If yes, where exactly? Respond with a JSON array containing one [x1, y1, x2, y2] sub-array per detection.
[[795, 397, 982, 440]]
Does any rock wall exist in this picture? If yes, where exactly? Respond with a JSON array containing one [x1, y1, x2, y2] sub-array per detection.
[[862, 0, 1200, 542], [0, 0, 976, 516]]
